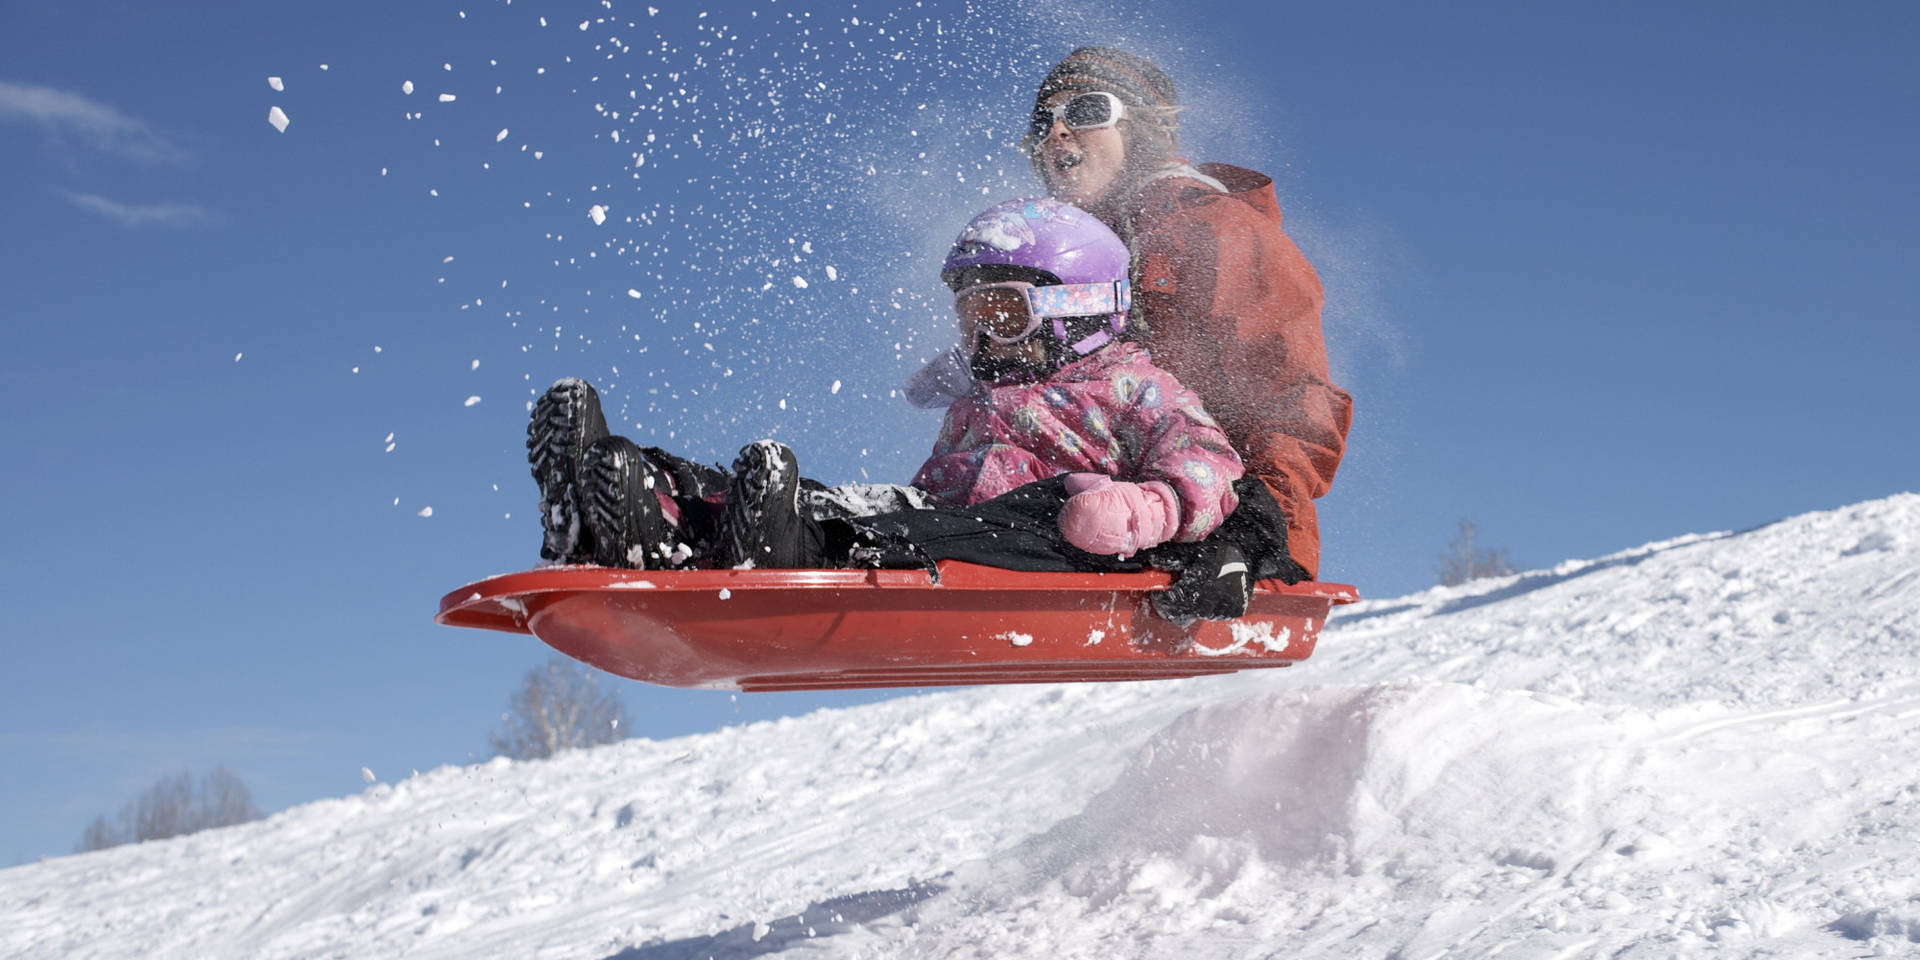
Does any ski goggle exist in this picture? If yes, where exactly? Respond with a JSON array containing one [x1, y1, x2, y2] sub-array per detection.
[[1023, 91, 1127, 145], [954, 279, 1131, 348]]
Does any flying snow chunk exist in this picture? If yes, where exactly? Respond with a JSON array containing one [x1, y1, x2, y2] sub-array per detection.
[[627, 289, 642, 299], [267, 106, 289, 132], [831, 379, 842, 394], [417, 506, 433, 518], [826, 265, 838, 281], [464, 396, 481, 407], [589, 204, 608, 225], [439, 93, 456, 102], [471, 359, 480, 370], [234, 353, 243, 362], [496, 128, 509, 142], [267, 76, 284, 91], [402, 80, 414, 95], [792, 276, 808, 289], [360, 766, 376, 783]]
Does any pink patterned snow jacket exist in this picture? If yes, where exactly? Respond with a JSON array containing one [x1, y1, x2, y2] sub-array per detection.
[[912, 342, 1244, 543]]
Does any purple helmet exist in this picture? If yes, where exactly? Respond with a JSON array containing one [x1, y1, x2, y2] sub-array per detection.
[[941, 198, 1132, 362], [943, 197, 1129, 287]]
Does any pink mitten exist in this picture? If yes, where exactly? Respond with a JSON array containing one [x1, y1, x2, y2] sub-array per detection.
[[1058, 473, 1181, 557]]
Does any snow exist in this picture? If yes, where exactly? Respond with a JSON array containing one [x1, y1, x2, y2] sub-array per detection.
[[402, 80, 414, 95], [267, 76, 283, 91], [266, 106, 288, 133], [957, 205, 1035, 252], [5, 493, 1918, 959]]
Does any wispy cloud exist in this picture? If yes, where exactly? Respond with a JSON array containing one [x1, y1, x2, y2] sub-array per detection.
[[0, 725, 336, 756], [59, 190, 213, 228], [0, 80, 188, 163]]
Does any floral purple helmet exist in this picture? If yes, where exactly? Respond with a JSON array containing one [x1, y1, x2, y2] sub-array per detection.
[[941, 198, 1132, 367]]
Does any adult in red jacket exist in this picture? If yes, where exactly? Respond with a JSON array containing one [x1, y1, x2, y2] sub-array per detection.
[[1027, 47, 1352, 590]]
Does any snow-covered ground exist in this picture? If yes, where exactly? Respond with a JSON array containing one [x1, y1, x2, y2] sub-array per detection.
[[5, 494, 1917, 959]]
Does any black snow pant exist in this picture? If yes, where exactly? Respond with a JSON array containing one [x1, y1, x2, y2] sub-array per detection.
[[829, 476, 1150, 577], [832, 476, 1308, 625]]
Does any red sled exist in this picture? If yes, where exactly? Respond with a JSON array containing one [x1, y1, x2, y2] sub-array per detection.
[[437, 562, 1358, 692]]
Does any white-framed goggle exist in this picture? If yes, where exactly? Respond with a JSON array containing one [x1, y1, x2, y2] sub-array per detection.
[[1024, 91, 1127, 146]]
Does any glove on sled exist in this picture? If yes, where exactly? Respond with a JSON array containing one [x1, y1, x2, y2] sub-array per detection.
[[1151, 541, 1253, 626], [1057, 473, 1180, 558], [1148, 478, 1311, 625]]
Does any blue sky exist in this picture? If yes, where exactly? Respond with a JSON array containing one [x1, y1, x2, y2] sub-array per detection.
[[2, 0, 1915, 865]]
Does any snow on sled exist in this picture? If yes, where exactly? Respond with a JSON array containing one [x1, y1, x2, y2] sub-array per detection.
[[437, 562, 1358, 692]]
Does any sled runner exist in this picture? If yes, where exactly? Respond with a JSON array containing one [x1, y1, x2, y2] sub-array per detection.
[[437, 563, 1357, 692]]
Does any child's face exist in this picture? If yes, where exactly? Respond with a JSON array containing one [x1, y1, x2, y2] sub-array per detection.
[[1032, 90, 1128, 207]]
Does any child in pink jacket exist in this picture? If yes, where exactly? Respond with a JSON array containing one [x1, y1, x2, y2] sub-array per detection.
[[906, 198, 1243, 558], [528, 199, 1246, 581]]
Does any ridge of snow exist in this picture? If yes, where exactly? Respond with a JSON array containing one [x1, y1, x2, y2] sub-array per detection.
[[3, 493, 1917, 958]]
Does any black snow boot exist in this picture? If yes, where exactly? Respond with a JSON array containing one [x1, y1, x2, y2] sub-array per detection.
[[581, 436, 684, 569], [721, 440, 821, 568], [527, 378, 610, 563]]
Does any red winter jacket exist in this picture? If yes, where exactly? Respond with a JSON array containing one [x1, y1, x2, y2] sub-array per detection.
[[1105, 163, 1352, 577]]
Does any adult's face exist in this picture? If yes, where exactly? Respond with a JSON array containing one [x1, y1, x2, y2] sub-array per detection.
[[1033, 90, 1127, 208]]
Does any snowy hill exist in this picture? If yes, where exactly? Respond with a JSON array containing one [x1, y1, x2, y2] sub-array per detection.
[[4, 494, 1917, 959]]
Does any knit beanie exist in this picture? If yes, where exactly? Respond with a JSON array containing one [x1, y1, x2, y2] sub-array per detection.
[[1033, 47, 1179, 156]]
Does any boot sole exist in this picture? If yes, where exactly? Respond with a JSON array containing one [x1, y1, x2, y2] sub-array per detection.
[[583, 437, 678, 569], [725, 440, 804, 568], [527, 378, 608, 562]]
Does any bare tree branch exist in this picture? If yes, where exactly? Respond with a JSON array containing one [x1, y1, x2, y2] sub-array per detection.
[[1436, 519, 1517, 587], [490, 656, 631, 761], [77, 766, 262, 853]]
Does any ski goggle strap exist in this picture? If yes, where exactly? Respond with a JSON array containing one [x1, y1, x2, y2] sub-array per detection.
[[954, 279, 1131, 350], [1027, 279, 1130, 321]]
